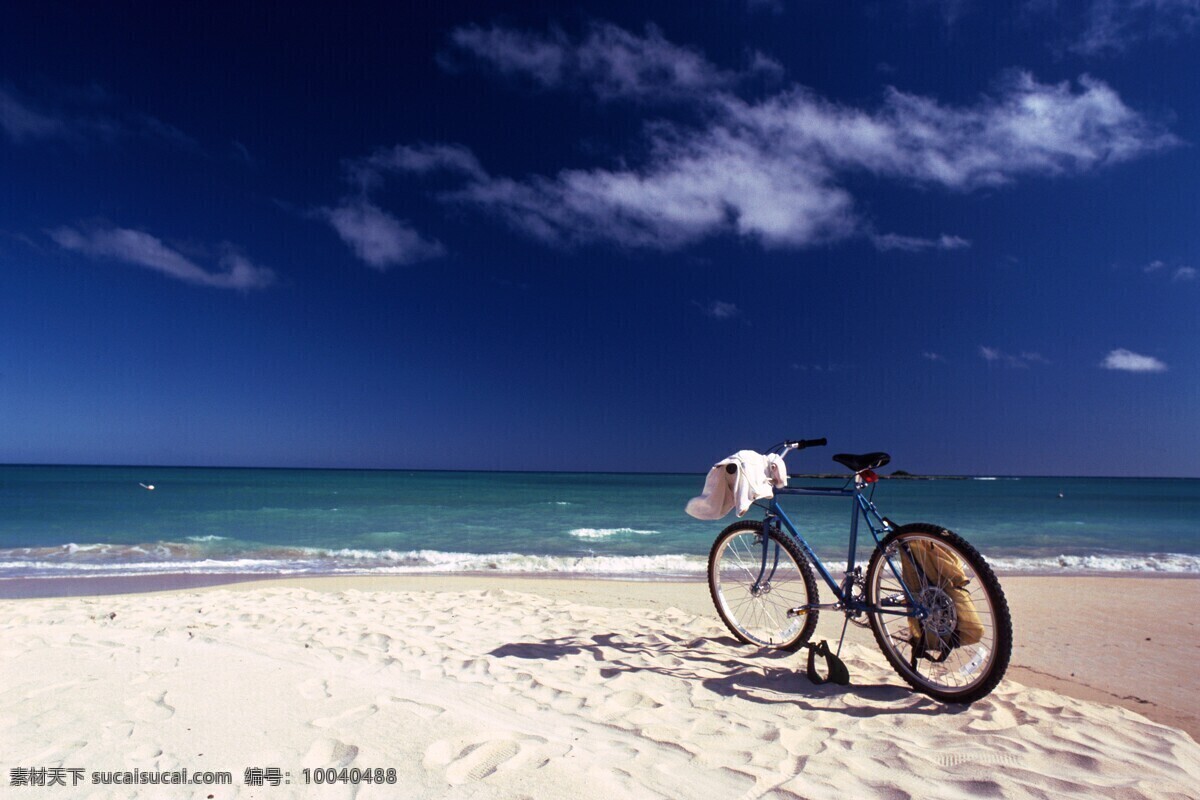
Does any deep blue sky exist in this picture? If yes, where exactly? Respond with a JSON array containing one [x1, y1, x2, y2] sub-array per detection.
[[1, 1, 1197, 476]]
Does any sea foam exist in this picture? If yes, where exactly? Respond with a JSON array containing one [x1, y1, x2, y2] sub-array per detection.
[[568, 528, 659, 539]]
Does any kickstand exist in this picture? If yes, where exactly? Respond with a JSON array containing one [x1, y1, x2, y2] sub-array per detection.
[[804, 615, 853, 686], [805, 637, 851, 686]]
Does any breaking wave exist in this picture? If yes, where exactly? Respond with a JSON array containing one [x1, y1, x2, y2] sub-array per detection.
[[568, 528, 659, 539], [1, 543, 1197, 579]]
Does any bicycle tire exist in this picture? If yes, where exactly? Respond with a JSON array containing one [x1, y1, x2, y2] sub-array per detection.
[[865, 523, 1012, 704], [708, 520, 820, 651]]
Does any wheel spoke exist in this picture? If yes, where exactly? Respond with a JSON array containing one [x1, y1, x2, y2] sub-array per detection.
[[866, 529, 1011, 703], [709, 526, 817, 650]]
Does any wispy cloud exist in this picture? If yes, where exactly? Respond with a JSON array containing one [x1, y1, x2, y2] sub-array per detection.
[[318, 200, 445, 270], [695, 300, 741, 320], [1141, 260, 1196, 283], [1100, 348, 1168, 372], [347, 143, 487, 191], [0, 87, 68, 142], [980, 346, 1049, 368], [49, 226, 275, 290], [872, 233, 971, 252], [449, 22, 778, 104], [0, 85, 195, 149], [321, 146, 461, 267], [419, 24, 1176, 253], [1070, 0, 1200, 55]]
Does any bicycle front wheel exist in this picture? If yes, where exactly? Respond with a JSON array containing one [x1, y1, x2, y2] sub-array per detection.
[[708, 520, 819, 651], [866, 523, 1012, 704]]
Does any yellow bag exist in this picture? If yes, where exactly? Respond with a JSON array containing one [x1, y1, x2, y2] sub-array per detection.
[[901, 540, 985, 651]]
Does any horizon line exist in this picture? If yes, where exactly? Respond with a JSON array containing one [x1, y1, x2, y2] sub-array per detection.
[[1, 462, 1196, 481]]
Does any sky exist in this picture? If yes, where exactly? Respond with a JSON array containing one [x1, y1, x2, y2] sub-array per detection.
[[1, 1, 1198, 476]]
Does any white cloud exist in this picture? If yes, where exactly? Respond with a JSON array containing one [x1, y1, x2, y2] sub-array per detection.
[[444, 62, 1171, 251], [1100, 348, 1168, 372], [758, 72, 1176, 189], [342, 24, 1172, 257], [696, 300, 741, 319], [450, 22, 776, 103], [319, 200, 445, 270], [49, 226, 275, 290], [0, 87, 67, 142], [449, 26, 570, 87], [348, 143, 487, 190], [979, 346, 1048, 368], [0, 85, 195, 149], [1072, 0, 1200, 55], [873, 233, 971, 252], [453, 136, 857, 250]]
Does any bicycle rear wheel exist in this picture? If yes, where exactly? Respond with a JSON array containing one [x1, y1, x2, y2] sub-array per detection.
[[866, 523, 1012, 704], [708, 520, 819, 651]]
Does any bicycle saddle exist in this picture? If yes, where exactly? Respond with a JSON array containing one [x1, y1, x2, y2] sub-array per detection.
[[832, 452, 891, 472]]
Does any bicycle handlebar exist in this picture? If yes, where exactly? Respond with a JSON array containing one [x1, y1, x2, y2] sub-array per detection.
[[785, 438, 827, 450]]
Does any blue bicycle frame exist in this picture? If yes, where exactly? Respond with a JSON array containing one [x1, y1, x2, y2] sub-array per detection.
[[758, 483, 926, 621]]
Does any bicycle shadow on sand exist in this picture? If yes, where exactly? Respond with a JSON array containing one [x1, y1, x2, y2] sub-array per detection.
[[490, 632, 959, 720]]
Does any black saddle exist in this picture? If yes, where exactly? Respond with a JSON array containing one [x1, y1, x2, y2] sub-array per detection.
[[832, 452, 891, 472]]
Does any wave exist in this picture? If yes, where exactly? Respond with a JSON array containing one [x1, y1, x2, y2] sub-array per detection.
[[988, 553, 1200, 574], [568, 528, 659, 539], [0, 547, 707, 579], [1, 542, 1197, 579]]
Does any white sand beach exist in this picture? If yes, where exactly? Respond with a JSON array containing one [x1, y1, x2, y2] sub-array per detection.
[[2, 575, 1198, 799]]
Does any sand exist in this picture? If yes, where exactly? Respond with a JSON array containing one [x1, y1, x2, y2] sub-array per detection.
[[2, 575, 1198, 799]]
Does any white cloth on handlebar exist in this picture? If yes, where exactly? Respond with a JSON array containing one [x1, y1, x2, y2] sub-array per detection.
[[685, 450, 788, 520]]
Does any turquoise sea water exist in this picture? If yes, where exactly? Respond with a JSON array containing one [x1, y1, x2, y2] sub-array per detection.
[[1, 466, 1197, 579]]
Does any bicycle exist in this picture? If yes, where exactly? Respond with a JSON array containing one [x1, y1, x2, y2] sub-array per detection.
[[706, 438, 1012, 704]]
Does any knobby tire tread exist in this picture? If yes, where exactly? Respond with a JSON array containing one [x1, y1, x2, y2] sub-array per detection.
[[866, 522, 1013, 705]]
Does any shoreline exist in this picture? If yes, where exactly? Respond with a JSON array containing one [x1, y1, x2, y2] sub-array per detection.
[[2, 565, 1197, 599], [3, 572, 1197, 740]]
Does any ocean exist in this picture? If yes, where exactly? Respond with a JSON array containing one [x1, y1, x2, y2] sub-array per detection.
[[1, 465, 1197, 580]]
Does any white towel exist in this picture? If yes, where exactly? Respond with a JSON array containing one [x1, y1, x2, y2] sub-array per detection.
[[685, 450, 789, 520]]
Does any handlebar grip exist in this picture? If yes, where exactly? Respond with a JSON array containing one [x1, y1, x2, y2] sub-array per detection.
[[788, 438, 827, 449]]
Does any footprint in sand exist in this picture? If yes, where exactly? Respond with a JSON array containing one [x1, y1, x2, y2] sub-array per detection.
[[303, 737, 359, 769], [129, 744, 163, 760], [427, 736, 556, 785], [101, 721, 135, 743], [383, 697, 445, 720], [445, 741, 523, 784], [126, 691, 175, 721], [297, 679, 332, 700], [311, 704, 378, 729]]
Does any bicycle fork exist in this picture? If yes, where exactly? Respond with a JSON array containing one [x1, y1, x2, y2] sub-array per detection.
[[751, 516, 784, 595]]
